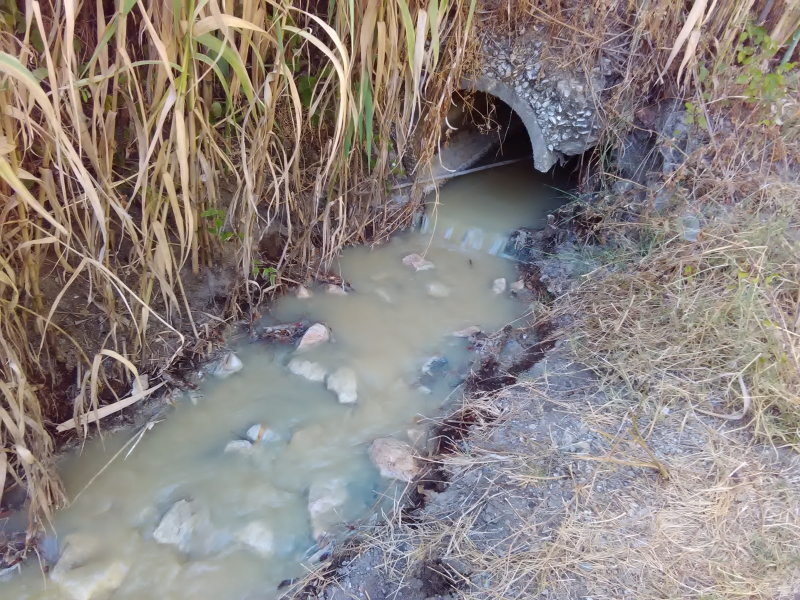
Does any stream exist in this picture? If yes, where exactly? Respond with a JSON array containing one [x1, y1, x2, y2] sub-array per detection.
[[2, 162, 567, 600]]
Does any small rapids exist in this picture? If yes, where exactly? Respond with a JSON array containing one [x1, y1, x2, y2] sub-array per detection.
[[2, 162, 567, 600]]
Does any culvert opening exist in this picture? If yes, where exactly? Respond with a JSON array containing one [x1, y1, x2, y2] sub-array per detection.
[[429, 89, 584, 193], [418, 90, 583, 251]]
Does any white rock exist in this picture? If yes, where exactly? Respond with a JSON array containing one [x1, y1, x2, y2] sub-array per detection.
[[296, 285, 313, 299], [369, 438, 419, 482], [52, 561, 129, 600], [308, 479, 348, 540], [452, 326, 481, 338], [246, 424, 278, 443], [426, 282, 450, 298], [130, 374, 148, 396], [492, 278, 507, 294], [153, 500, 197, 551], [296, 323, 331, 353], [50, 535, 129, 600], [224, 440, 254, 455], [510, 279, 525, 291], [236, 521, 275, 557], [288, 359, 327, 382], [325, 284, 348, 295], [326, 367, 357, 404], [210, 352, 243, 378], [402, 253, 435, 271]]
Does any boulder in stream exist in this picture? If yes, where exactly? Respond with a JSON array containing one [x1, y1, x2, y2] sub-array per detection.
[[296, 323, 331, 353], [492, 277, 507, 294], [369, 438, 419, 482], [510, 278, 525, 292], [236, 521, 275, 557], [288, 358, 328, 382], [209, 352, 243, 378], [402, 253, 435, 271], [308, 478, 349, 541], [153, 499, 201, 552], [326, 367, 357, 404], [296, 285, 313, 299], [50, 535, 129, 600], [426, 282, 450, 298]]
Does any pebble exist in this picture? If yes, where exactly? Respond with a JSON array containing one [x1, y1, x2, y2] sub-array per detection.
[[288, 359, 327, 382], [492, 278, 507, 294], [327, 367, 357, 404], [402, 253, 435, 271], [296, 323, 330, 352]]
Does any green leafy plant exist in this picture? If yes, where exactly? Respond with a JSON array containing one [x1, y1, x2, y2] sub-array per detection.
[[735, 23, 795, 105], [684, 101, 707, 128], [200, 208, 237, 242], [251, 259, 277, 285]]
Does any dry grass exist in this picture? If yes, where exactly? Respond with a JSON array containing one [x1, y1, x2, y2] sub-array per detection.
[[314, 366, 800, 599], [0, 0, 479, 526]]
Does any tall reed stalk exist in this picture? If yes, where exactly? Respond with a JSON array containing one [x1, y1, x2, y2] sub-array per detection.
[[0, 0, 477, 527]]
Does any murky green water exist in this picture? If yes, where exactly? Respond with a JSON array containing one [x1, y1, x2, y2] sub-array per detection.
[[1, 162, 566, 599]]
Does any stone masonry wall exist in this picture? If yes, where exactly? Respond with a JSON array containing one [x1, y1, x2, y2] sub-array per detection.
[[466, 27, 614, 171]]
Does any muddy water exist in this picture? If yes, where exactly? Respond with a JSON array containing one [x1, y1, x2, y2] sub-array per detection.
[[3, 163, 565, 599]]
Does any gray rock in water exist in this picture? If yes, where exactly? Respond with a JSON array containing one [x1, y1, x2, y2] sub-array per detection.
[[402, 253, 435, 271], [224, 440, 254, 455], [288, 359, 327, 382], [492, 278, 507, 294], [50, 535, 129, 600], [426, 282, 450, 298], [153, 499, 198, 551], [209, 352, 243, 378], [236, 521, 275, 557], [452, 326, 481, 338], [326, 367, 357, 404], [308, 478, 349, 541], [421, 355, 448, 376], [296, 323, 331, 353], [325, 284, 348, 295]]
